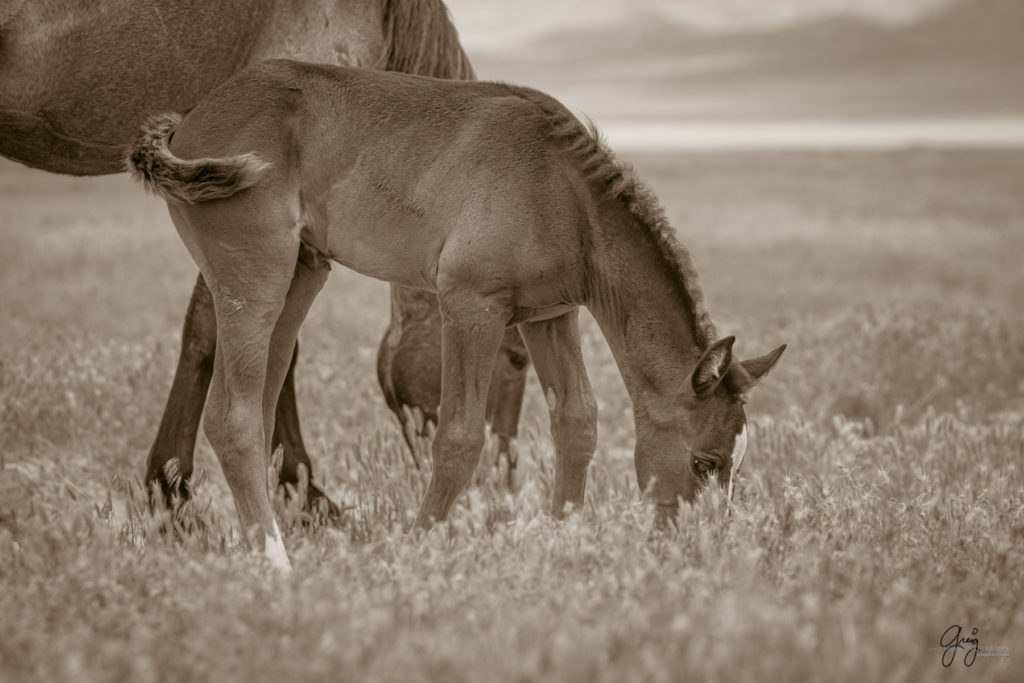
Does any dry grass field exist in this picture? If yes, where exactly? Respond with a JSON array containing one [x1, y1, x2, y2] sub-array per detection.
[[1, 149, 1022, 682]]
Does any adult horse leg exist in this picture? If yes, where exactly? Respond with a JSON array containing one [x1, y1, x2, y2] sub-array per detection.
[[517, 311, 598, 517], [413, 292, 507, 528], [272, 341, 340, 517], [145, 273, 216, 507], [377, 287, 442, 463], [485, 327, 530, 489]]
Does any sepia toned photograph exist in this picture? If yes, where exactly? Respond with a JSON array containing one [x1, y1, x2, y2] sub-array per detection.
[[1, 0, 1020, 680]]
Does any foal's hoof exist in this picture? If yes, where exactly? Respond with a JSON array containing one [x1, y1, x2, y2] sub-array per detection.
[[492, 440, 519, 493], [505, 462, 518, 492]]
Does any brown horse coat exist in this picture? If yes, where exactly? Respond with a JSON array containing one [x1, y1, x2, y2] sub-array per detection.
[[1, 0, 528, 511], [129, 61, 785, 570]]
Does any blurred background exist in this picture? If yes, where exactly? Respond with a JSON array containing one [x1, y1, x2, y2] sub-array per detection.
[[2, 2, 1023, 679], [447, 0, 1024, 148]]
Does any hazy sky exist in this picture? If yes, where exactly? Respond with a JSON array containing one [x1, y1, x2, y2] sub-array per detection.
[[445, 0, 953, 51]]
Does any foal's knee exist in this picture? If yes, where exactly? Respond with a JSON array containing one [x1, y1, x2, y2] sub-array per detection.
[[551, 392, 598, 462], [432, 424, 486, 484]]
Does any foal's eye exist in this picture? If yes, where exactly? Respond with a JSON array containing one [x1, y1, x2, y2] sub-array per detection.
[[692, 454, 720, 479]]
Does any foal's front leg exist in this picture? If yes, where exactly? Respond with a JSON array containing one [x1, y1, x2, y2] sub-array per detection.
[[413, 295, 507, 528], [486, 327, 530, 487], [518, 311, 598, 516]]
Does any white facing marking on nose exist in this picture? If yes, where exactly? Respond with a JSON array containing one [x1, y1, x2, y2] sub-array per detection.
[[726, 425, 748, 503], [265, 519, 292, 573]]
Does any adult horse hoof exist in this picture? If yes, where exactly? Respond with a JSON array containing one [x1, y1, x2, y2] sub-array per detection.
[[145, 457, 193, 512], [304, 482, 345, 522]]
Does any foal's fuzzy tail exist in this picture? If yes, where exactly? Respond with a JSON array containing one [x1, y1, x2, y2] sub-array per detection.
[[125, 112, 270, 205]]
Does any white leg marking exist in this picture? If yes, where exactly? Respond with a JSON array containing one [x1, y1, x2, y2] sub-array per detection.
[[727, 425, 748, 503], [264, 519, 292, 573]]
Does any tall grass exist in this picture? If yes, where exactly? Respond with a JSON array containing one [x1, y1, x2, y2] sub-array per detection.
[[1, 151, 1021, 681]]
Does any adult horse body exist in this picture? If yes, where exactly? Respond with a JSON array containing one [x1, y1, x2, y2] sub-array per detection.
[[0, 0, 528, 509], [378, 285, 529, 481], [128, 60, 786, 570]]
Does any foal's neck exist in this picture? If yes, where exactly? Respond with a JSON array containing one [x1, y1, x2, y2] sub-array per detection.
[[585, 198, 706, 419]]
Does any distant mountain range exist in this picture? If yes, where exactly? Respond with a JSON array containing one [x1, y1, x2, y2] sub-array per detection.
[[470, 0, 1024, 121]]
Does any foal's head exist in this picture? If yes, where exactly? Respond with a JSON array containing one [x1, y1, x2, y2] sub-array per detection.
[[634, 336, 785, 514]]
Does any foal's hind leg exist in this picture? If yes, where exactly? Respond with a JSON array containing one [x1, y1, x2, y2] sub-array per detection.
[[174, 201, 300, 569], [203, 265, 295, 568], [261, 246, 330, 507], [518, 311, 598, 517]]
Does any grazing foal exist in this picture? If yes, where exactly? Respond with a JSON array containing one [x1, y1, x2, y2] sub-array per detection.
[[129, 60, 785, 570]]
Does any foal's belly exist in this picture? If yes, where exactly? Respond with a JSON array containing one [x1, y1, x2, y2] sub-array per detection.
[[325, 238, 439, 290], [321, 189, 444, 291], [509, 304, 577, 325]]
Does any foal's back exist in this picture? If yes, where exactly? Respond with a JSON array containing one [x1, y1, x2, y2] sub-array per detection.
[[169, 60, 589, 296]]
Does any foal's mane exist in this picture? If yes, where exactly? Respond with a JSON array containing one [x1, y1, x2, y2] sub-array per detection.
[[514, 89, 717, 350], [376, 1, 715, 349], [380, 0, 475, 79]]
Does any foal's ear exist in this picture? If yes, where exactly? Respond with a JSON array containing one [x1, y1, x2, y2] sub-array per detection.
[[691, 336, 735, 396], [741, 344, 787, 382], [727, 344, 787, 395]]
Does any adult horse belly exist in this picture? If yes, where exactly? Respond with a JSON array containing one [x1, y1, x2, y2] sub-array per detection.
[[0, 1, 268, 174], [0, 110, 120, 175]]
